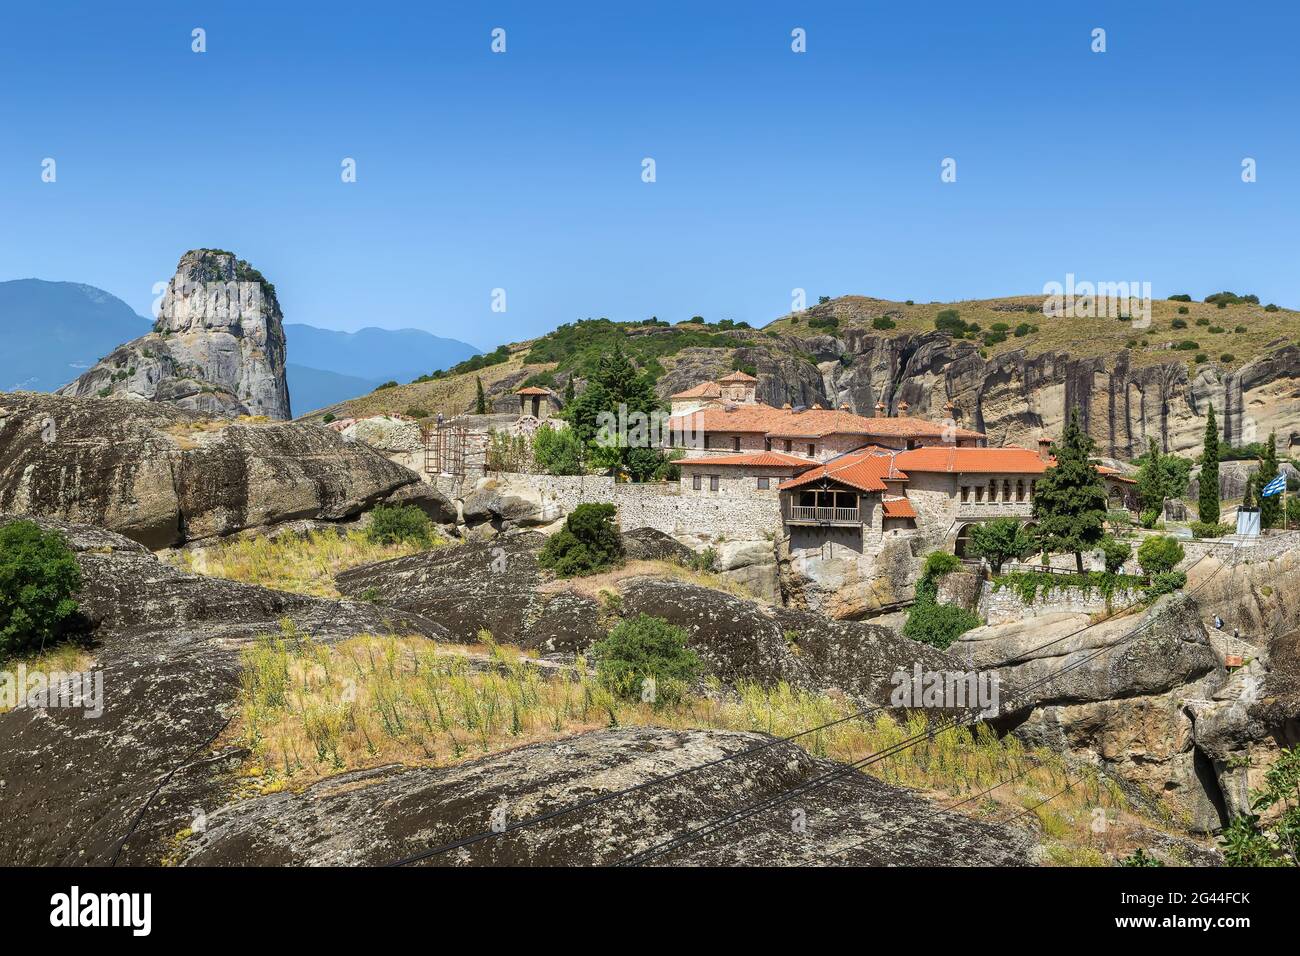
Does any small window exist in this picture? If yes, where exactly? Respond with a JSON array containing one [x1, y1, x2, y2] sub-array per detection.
[[807, 443, 815, 458], [784, 440, 792, 453], [960, 485, 970, 502], [732, 436, 741, 452], [709, 474, 720, 492], [975, 486, 984, 502], [704, 434, 712, 450], [764, 438, 772, 451], [757, 477, 770, 490], [1016, 480, 1024, 501], [692, 474, 702, 491]]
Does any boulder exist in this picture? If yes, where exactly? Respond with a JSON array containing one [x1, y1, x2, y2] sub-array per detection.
[[176, 726, 1035, 867], [56, 250, 291, 419], [0, 391, 424, 548]]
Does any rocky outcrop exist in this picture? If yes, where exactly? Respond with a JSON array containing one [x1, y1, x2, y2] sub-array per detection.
[[335, 531, 951, 701], [0, 515, 449, 867], [177, 726, 1034, 866], [57, 250, 291, 420], [659, 315, 1300, 460], [0, 391, 425, 548], [779, 535, 920, 620]]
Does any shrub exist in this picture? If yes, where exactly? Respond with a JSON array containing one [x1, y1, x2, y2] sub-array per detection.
[[934, 309, 968, 336], [1174, 340, 1199, 350], [374, 381, 399, 391], [808, 316, 839, 332], [902, 601, 982, 650], [921, 551, 962, 579], [592, 613, 701, 704], [1195, 317, 1210, 326], [366, 504, 433, 547], [1168, 294, 1192, 302], [1190, 521, 1231, 539], [404, 407, 429, 419], [1137, 535, 1184, 576], [1218, 744, 1299, 867], [322, 413, 335, 424], [1264, 303, 1279, 313], [1177, 306, 1189, 315], [532, 425, 585, 475], [1171, 318, 1187, 329], [1234, 325, 1247, 333], [871, 316, 896, 330], [0, 520, 84, 659], [1195, 353, 1208, 364], [1099, 536, 1131, 574], [1208, 326, 1224, 334], [1221, 354, 1235, 363], [1138, 508, 1161, 529], [1014, 322, 1033, 337], [538, 503, 624, 577]]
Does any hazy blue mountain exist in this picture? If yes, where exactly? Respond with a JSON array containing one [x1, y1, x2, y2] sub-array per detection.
[[0, 279, 482, 411], [283, 324, 480, 383], [286, 363, 385, 415], [0, 279, 151, 391]]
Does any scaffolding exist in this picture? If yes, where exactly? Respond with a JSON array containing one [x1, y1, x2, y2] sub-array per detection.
[[424, 425, 467, 478]]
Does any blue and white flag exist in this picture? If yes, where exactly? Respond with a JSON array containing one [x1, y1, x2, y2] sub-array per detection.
[[1261, 474, 1287, 498]]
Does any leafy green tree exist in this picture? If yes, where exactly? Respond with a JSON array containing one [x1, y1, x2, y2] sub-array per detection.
[[1136, 535, 1184, 577], [0, 520, 84, 658], [1199, 404, 1221, 523], [532, 425, 585, 475], [592, 614, 702, 705], [968, 517, 1032, 574], [903, 551, 981, 650], [1242, 472, 1256, 511], [475, 376, 487, 415], [538, 503, 624, 577], [1032, 409, 1109, 572], [1258, 431, 1281, 529], [563, 374, 575, 405], [1135, 437, 1190, 518]]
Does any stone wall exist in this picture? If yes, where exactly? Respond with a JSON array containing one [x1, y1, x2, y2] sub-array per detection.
[[486, 472, 782, 538], [1181, 531, 1300, 568], [977, 579, 1145, 625]]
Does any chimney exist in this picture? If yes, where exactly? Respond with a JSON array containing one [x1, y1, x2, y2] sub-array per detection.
[[782, 402, 792, 410], [874, 401, 886, 418], [898, 400, 910, 416], [1038, 437, 1053, 461], [812, 402, 824, 410], [944, 400, 957, 417], [839, 403, 850, 411]]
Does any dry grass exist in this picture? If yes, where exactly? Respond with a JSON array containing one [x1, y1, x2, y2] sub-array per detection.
[[229, 625, 1159, 862], [166, 529, 439, 598]]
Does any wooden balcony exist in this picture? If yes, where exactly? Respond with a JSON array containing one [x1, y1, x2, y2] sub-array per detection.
[[783, 504, 861, 525]]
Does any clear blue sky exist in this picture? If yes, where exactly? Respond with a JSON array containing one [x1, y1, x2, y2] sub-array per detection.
[[2, 1, 1297, 351]]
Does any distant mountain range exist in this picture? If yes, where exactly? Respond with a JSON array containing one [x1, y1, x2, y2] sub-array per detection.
[[0, 279, 480, 413]]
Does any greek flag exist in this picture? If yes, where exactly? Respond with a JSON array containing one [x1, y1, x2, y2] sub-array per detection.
[[1261, 474, 1287, 498]]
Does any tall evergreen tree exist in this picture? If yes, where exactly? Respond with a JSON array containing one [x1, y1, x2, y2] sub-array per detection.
[[1258, 431, 1280, 529], [1032, 408, 1110, 572], [563, 343, 663, 475], [1198, 403, 1221, 524], [475, 376, 487, 415], [563, 373, 575, 405], [1136, 436, 1190, 517]]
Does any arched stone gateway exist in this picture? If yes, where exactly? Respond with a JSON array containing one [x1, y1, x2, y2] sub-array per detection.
[[954, 522, 977, 558]]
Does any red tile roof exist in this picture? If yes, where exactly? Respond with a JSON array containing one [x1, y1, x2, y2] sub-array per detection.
[[778, 448, 904, 494], [669, 381, 723, 400], [891, 446, 1050, 475], [1095, 465, 1138, 484], [882, 497, 918, 519], [668, 405, 984, 441], [515, 386, 552, 395], [676, 451, 810, 468], [717, 370, 757, 383]]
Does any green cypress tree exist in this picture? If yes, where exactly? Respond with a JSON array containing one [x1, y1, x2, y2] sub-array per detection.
[[1031, 408, 1109, 572], [1258, 431, 1280, 529], [475, 376, 487, 415], [1198, 404, 1221, 524], [563, 373, 575, 405]]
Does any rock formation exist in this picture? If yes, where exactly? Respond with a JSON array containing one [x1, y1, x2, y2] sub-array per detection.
[[57, 249, 291, 419], [660, 329, 1300, 461], [0, 391, 425, 548]]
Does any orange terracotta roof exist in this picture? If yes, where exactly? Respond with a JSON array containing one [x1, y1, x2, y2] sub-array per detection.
[[778, 448, 904, 494], [515, 386, 551, 395], [881, 497, 918, 519], [669, 381, 723, 400], [1095, 465, 1138, 484], [892, 446, 1050, 475], [668, 405, 984, 441], [676, 451, 810, 468], [717, 370, 757, 383]]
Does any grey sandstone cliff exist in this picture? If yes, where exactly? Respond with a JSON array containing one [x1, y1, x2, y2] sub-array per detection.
[[57, 249, 291, 420]]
